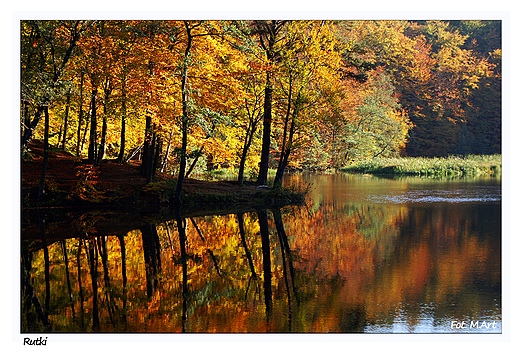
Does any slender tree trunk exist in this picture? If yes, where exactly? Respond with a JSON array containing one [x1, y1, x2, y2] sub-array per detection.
[[160, 126, 175, 172], [22, 104, 46, 151], [141, 112, 157, 183], [152, 135, 163, 178], [61, 88, 71, 150], [97, 78, 112, 166], [76, 73, 85, 157], [173, 21, 193, 205], [257, 72, 272, 186], [274, 76, 294, 186], [238, 117, 259, 185], [22, 100, 31, 138], [87, 87, 98, 165], [274, 119, 295, 186], [141, 112, 152, 178], [38, 106, 50, 198], [185, 147, 203, 179], [80, 111, 90, 155], [56, 122, 64, 149], [274, 107, 297, 186], [117, 73, 127, 163]]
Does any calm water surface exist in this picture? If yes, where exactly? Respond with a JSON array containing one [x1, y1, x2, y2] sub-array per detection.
[[21, 174, 501, 333]]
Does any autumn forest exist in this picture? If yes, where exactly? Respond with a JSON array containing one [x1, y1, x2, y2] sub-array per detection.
[[21, 20, 501, 190]]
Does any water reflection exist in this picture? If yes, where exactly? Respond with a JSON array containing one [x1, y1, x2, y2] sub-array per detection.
[[21, 175, 501, 333]]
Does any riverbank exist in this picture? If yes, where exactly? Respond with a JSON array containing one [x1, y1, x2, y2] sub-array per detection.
[[341, 155, 501, 178], [21, 140, 306, 210]]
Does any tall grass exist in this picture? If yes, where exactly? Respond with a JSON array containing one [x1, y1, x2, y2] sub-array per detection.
[[342, 155, 501, 177]]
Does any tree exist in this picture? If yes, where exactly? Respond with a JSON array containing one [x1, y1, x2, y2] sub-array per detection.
[[165, 20, 245, 202], [21, 20, 93, 150], [249, 20, 288, 185], [272, 21, 343, 185], [347, 20, 499, 156], [235, 60, 265, 185]]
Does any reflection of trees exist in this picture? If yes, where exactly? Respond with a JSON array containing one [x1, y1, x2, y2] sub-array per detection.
[[86, 236, 99, 330], [237, 213, 257, 279], [191, 218, 223, 277], [21, 201, 500, 333], [140, 223, 162, 298], [22, 209, 297, 332], [76, 237, 85, 330], [174, 208, 189, 333], [273, 208, 298, 331], [60, 239, 75, 319], [361, 204, 501, 330], [258, 209, 273, 324], [21, 217, 51, 332], [116, 234, 127, 325]]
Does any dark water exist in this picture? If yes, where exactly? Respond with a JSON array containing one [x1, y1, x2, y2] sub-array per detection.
[[21, 174, 501, 333]]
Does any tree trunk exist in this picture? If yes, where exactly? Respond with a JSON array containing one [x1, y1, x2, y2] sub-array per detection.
[[160, 126, 175, 172], [274, 76, 294, 186], [238, 118, 258, 185], [97, 78, 111, 166], [80, 111, 90, 155], [22, 104, 46, 150], [141, 111, 155, 183], [257, 72, 272, 186], [117, 73, 127, 163], [87, 87, 98, 165], [76, 73, 84, 157], [152, 135, 163, 179], [173, 21, 193, 205], [185, 147, 203, 179], [22, 100, 31, 139], [61, 88, 71, 150], [38, 106, 50, 198], [274, 115, 296, 187]]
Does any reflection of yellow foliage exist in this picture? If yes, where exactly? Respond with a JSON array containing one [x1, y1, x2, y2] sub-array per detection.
[[26, 197, 499, 332]]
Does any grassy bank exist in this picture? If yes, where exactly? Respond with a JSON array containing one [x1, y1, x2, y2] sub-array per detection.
[[341, 155, 501, 178]]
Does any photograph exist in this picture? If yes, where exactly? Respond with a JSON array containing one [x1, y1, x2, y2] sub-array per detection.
[[10, 2, 517, 351]]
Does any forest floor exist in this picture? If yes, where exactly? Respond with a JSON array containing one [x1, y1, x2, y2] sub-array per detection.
[[21, 140, 305, 211]]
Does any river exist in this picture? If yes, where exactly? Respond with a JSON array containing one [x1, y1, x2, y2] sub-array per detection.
[[20, 173, 501, 333]]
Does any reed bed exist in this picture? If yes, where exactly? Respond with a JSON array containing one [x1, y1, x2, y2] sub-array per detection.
[[342, 155, 501, 177]]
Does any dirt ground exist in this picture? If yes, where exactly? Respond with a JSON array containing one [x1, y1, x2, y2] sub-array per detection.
[[21, 139, 270, 208]]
